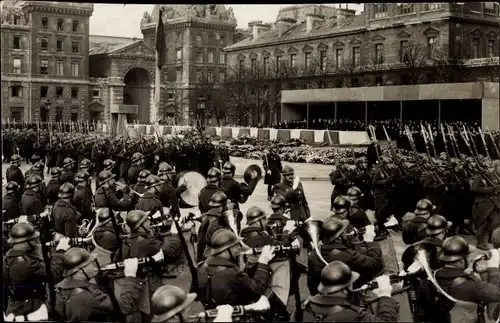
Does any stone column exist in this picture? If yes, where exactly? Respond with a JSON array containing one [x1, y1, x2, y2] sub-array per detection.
[[149, 85, 156, 121]]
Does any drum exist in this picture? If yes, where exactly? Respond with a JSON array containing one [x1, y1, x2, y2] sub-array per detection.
[[178, 171, 207, 207]]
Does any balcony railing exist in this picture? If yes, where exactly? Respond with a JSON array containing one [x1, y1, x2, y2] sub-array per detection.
[[464, 57, 500, 67]]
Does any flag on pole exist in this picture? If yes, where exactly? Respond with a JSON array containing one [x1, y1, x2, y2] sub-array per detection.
[[155, 9, 166, 70]]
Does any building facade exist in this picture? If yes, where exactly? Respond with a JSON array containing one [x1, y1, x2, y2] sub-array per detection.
[[224, 3, 500, 125], [1, 0, 93, 122], [140, 5, 242, 125]]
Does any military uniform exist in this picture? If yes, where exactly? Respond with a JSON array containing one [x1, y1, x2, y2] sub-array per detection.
[[329, 167, 350, 210], [53, 199, 80, 238], [198, 184, 221, 215], [72, 184, 93, 221], [274, 181, 310, 222], [136, 191, 164, 215], [6, 164, 24, 191], [21, 189, 45, 216], [220, 175, 249, 210], [263, 149, 282, 199], [2, 192, 21, 221], [471, 172, 500, 248], [94, 186, 133, 212], [59, 169, 75, 185], [197, 209, 220, 262], [126, 163, 142, 186], [45, 178, 62, 205]]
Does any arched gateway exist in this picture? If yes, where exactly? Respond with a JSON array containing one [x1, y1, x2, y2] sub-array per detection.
[[123, 67, 151, 123]]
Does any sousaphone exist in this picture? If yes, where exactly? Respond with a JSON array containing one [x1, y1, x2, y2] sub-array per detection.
[[239, 165, 262, 203], [178, 171, 207, 207]]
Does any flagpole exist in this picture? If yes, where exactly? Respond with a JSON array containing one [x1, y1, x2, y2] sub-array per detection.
[[154, 52, 161, 124]]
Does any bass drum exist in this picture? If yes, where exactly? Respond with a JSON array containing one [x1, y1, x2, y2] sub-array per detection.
[[177, 171, 207, 208]]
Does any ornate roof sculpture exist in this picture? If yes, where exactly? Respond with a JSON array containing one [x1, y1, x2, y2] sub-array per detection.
[[276, 4, 338, 23], [141, 4, 236, 28], [1, 0, 28, 24]]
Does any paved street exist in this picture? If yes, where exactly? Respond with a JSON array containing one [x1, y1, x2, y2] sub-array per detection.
[[2, 157, 482, 319]]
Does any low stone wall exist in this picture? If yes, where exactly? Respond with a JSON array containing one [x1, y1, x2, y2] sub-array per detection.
[[106, 124, 370, 145]]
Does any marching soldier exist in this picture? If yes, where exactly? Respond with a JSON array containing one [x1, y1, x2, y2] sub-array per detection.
[[45, 167, 63, 206], [422, 161, 447, 215], [329, 164, 351, 211], [59, 158, 76, 185], [91, 209, 121, 259], [434, 236, 500, 322], [25, 160, 45, 180], [336, 192, 371, 232], [158, 161, 188, 200], [131, 169, 150, 206], [198, 167, 223, 215], [94, 170, 134, 212], [72, 170, 93, 222], [3, 181, 22, 221], [220, 161, 251, 211], [150, 285, 199, 323], [113, 210, 183, 317], [372, 157, 395, 240], [6, 154, 24, 191], [401, 198, 437, 245], [102, 159, 117, 173], [267, 195, 291, 239], [307, 218, 382, 295], [194, 228, 275, 309], [300, 261, 399, 322], [471, 160, 500, 250], [197, 191, 228, 262], [53, 183, 80, 238], [4, 222, 68, 318], [367, 138, 382, 170], [157, 163, 181, 215], [136, 175, 165, 216], [274, 165, 311, 222], [50, 248, 142, 321], [79, 158, 92, 174], [263, 145, 282, 201], [126, 152, 146, 186], [21, 175, 46, 216]]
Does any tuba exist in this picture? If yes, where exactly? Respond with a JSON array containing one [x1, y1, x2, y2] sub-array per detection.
[[300, 219, 328, 266], [239, 165, 262, 203]]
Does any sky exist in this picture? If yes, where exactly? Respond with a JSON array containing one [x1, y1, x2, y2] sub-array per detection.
[[89, 4, 364, 38]]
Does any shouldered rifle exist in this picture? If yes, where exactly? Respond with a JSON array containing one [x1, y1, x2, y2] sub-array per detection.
[[37, 211, 55, 319]]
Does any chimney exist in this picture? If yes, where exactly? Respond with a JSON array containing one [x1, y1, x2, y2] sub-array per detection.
[[306, 13, 325, 33], [248, 20, 271, 41], [336, 8, 356, 24], [275, 17, 297, 36]]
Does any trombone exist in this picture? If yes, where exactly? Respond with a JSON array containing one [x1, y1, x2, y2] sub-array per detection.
[[115, 182, 144, 198], [189, 296, 270, 320], [241, 244, 300, 256], [45, 237, 92, 247]]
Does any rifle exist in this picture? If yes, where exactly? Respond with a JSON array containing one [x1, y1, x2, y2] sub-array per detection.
[[382, 125, 408, 175], [485, 126, 500, 159], [440, 123, 460, 183], [427, 124, 438, 158], [37, 212, 56, 318]]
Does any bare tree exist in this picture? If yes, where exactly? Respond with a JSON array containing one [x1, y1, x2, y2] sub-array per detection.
[[483, 56, 500, 82], [429, 43, 469, 83], [337, 58, 365, 88], [400, 39, 429, 84], [195, 68, 224, 126], [365, 54, 399, 86], [165, 83, 189, 125], [220, 64, 253, 125]]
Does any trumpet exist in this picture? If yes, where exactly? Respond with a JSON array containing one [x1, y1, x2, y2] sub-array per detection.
[[352, 265, 422, 292], [45, 237, 92, 247], [189, 296, 270, 319], [115, 182, 144, 198], [5, 211, 50, 225], [473, 251, 493, 274], [242, 244, 301, 256], [100, 250, 164, 272]]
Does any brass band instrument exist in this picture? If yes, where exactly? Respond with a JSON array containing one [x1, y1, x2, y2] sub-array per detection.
[[301, 220, 329, 266], [239, 165, 262, 203], [100, 250, 164, 272], [115, 182, 144, 198], [473, 251, 492, 274], [352, 269, 420, 292], [5, 210, 51, 225], [241, 244, 300, 256], [45, 237, 92, 247], [178, 171, 207, 207], [189, 296, 270, 319], [78, 218, 94, 237]]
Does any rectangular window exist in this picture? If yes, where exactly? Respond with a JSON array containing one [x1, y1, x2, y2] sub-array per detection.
[[92, 88, 100, 98], [276, 56, 282, 73], [57, 19, 64, 31], [424, 4, 442, 11], [472, 38, 480, 58], [290, 54, 296, 68], [176, 49, 182, 61], [71, 61, 79, 76], [251, 58, 256, 73], [11, 86, 23, 97], [305, 52, 311, 69], [41, 38, 48, 51], [320, 50, 327, 71], [196, 51, 203, 63], [375, 43, 384, 64], [208, 50, 214, 63], [57, 39, 63, 52], [400, 4, 414, 14], [263, 57, 269, 74], [488, 40, 495, 56], [71, 88, 78, 99], [13, 36, 20, 49], [375, 4, 388, 18], [14, 15, 21, 25], [72, 41, 79, 53], [56, 107, 63, 122], [40, 59, 49, 74], [13, 58, 21, 74], [196, 34, 202, 43], [71, 111, 78, 122], [56, 60, 64, 76], [400, 40, 409, 62], [207, 70, 214, 83], [11, 110, 21, 121], [238, 60, 244, 73], [176, 32, 182, 42], [335, 48, 343, 68], [219, 71, 225, 83], [72, 20, 79, 32], [41, 86, 48, 98], [176, 67, 182, 82], [219, 51, 226, 64], [352, 47, 360, 67], [56, 87, 64, 98], [42, 17, 48, 29], [196, 70, 202, 82], [427, 37, 436, 55]]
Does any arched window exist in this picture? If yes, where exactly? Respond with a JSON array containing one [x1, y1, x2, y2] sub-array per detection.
[[42, 17, 48, 29]]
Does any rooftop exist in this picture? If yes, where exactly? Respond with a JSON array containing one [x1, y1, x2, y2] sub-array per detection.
[[89, 35, 141, 55]]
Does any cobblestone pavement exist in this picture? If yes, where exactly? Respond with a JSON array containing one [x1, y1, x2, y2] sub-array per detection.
[[2, 158, 483, 319]]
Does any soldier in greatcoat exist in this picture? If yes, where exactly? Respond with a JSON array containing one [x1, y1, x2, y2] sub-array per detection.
[[198, 167, 223, 215], [6, 154, 25, 191], [53, 183, 80, 238], [262, 145, 282, 201]]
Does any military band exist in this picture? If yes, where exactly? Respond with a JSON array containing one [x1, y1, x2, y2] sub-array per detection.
[[2, 124, 500, 323]]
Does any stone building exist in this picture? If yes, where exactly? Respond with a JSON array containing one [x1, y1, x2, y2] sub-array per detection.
[[140, 5, 241, 125], [224, 3, 500, 125], [1, 0, 93, 122]]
